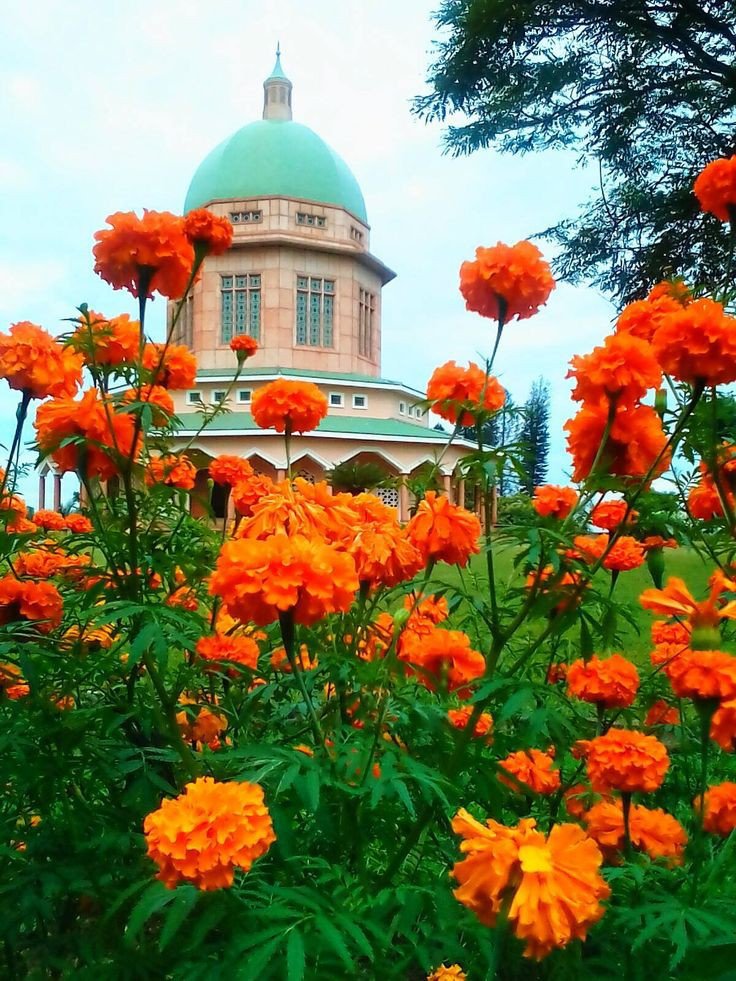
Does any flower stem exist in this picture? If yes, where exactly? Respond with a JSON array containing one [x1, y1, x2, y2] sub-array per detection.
[[279, 611, 324, 745]]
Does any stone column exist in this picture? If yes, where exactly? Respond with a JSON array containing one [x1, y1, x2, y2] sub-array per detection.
[[53, 474, 62, 511], [37, 472, 47, 510], [456, 478, 465, 510], [276, 468, 286, 482], [398, 477, 409, 522], [442, 473, 452, 502]]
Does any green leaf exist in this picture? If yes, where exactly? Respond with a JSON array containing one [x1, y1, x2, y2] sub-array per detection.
[[159, 885, 199, 951], [286, 928, 305, 981], [125, 881, 177, 942], [314, 914, 355, 971]]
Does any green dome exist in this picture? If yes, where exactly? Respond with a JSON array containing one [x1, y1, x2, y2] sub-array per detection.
[[184, 119, 367, 222]]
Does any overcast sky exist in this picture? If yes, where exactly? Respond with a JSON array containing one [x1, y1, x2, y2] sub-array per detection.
[[0, 0, 615, 501]]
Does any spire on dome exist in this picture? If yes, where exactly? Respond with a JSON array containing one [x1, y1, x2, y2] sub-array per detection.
[[263, 44, 293, 120]]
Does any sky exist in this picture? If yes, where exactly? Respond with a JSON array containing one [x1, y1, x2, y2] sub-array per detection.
[[0, 0, 616, 503]]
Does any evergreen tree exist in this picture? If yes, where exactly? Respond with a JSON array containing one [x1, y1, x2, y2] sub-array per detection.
[[519, 378, 550, 493], [415, 1, 736, 302]]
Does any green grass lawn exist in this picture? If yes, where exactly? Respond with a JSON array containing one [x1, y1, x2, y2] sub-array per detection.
[[431, 544, 714, 664]]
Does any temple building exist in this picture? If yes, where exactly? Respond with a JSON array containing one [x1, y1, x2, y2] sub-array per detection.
[[169, 50, 472, 520]]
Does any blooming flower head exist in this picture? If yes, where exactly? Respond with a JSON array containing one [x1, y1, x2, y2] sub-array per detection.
[[230, 335, 259, 362], [576, 729, 669, 794], [426, 361, 505, 426], [710, 698, 736, 751], [567, 654, 640, 709], [694, 155, 736, 222], [231, 473, 276, 517], [251, 379, 328, 434], [590, 499, 636, 532], [688, 478, 727, 520], [64, 513, 93, 534], [459, 241, 555, 324], [196, 634, 260, 671], [568, 333, 661, 407], [122, 384, 175, 427], [93, 210, 194, 299], [451, 809, 609, 959], [615, 294, 684, 343], [145, 453, 197, 491], [697, 782, 736, 836], [70, 311, 140, 367], [565, 401, 669, 485], [447, 706, 494, 742], [399, 625, 485, 696], [666, 649, 736, 702], [0, 322, 83, 400], [651, 619, 691, 646], [184, 208, 233, 255], [532, 484, 578, 520], [270, 643, 318, 673], [572, 534, 646, 572], [0, 575, 63, 632], [210, 534, 358, 626], [406, 491, 481, 567], [143, 777, 275, 889], [32, 509, 68, 532], [645, 699, 680, 728], [652, 298, 736, 387], [498, 749, 561, 795], [640, 574, 736, 645], [584, 800, 687, 864], [427, 966, 466, 981], [142, 343, 197, 390], [344, 494, 423, 588], [235, 478, 355, 543], [209, 455, 254, 487]]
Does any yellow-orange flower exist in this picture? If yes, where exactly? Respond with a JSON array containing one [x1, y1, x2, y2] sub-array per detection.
[[576, 729, 669, 794], [694, 156, 736, 222], [532, 484, 578, 520], [231, 473, 276, 517], [122, 385, 175, 427], [93, 210, 194, 299], [32, 509, 67, 531], [235, 478, 355, 543], [590, 499, 636, 531], [427, 966, 466, 981], [142, 343, 197, 390], [344, 493, 423, 588], [567, 654, 639, 709], [184, 208, 233, 255], [645, 700, 680, 728], [145, 454, 197, 491], [459, 241, 555, 324], [426, 361, 505, 425], [565, 401, 669, 485], [688, 478, 727, 520], [0, 322, 82, 399], [195, 634, 260, 671], [652, 298, 736, 387], [270, 643, 318, 672], [209, 455, 253, 487], [399, 625, 485, 696], [568, 333, 661, 407], [584, 800, 687, 864], [210, 534, 358, 626], [447, 706, 494, 742], [406, 491, 480, 567], [640, 574, 736, 635], [70, 311, 140, 367], [615, 294, 684, 343], [230, 335, 259, 362], [666, 649, 736, 702], [711, 699, 736, 752], [251, 379, 328, 434], [64, 513, 93, 534], [498, 749, 560, 795], [651, 619, 691, 645], [698, 782, 736, 836], [451, 809, 609, 960], [572, 534, 645, 571], [177, 702, 228, 749], [143, 777, 275, 889], [0, 575, 63, 632]]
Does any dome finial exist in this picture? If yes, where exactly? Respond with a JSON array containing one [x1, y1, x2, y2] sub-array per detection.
[[263, 45, 292, 120]]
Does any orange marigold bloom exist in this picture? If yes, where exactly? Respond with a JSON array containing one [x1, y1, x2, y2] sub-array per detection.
[[532, 484, 578, 520], [651, 619, 691, 646], [710, 698, 736, 752], [231, 473, 276, 517], [426, 361, 505, 425], [565, 401, 669, 485], [345, 493, 423, 588], [64, 513, 93, 533], [177, 702, 228, 749], [568, 333, 661, 407], [356, 612, 394, 661], [230, 335, 259, 362], [143, 777, 275, 889], [576, 729, 669, 794], [647, 279, 692, 306], [142, 343, 197, 390], [451, 809, 609, 960], [447, 706, 494, 742], [584, 800, 687, 864], [270, 643, 318, 672], [250, 379, 327, 434], [209, 455, 254, 487], [35, 388, 140, 479], [640, 574, 736, 636], [590, 499, 636, 532], [196, 634, 260, 671], [688, 478, 727, 520], [645, 700, 680, 728], [666, 649, 736, 702], [498, 749, 560, 795], [93, 210, 194, 299], [698, 782, 736, 836], [427, 966, 467, 981], [405, 592, 450, 626], [210, 534, 358, 626], [145, 454, 197, 491], [567, 654, 640, 709], [399, 625, 485, 696], [14, 548, 72, 580], [32, 509, 67, 531], [563, 784, 597, 820], [406, 491, 480, 567], [184, 208, 233, 255], [0, 322, 82, 399], [70, 311, 140, 367], [652, 298, 736, 387], [235, 478, 355, 543], [572, 534, 645, 571], [547, 662, 569, 685], [459, 241, 555, 324], [122, 385, 175, 427], [693, 155, 736, 222], [615, 295, 683, 343], [0, 575, 62, 632]]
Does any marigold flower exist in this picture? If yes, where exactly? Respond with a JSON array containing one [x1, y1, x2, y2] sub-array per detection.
[[565, 401, 669, 485], [498, 749, 560, 795], [196, 634, 260, 671], [70, 311, 140, 367], [693, 155, 736, 222], [142, 343, 197, 390], [406, 491, 480, 567], [572, 534, 645, 571], [447, 706, 494, 742], [35, 388, 140, 479], [590, 499, 636, 531], [208, 455, 253, 487], [652, 298, 736, 387], [532, 484, 578, 520], [345, 494, 423, 588], [576, 729, 669, 794], [710, 699, 736, 751], [177, 702, 228, 749], [616, 295, 683, 343], [143, 777, 275, 889], [688, 479, 727, 520], [651, 620, 691, 646], [645, 700, 680, 728], [210, 534, 358, 626], [641, 574, 736, 636], [250, 379, 327, 434], [405, 592, 449, 626], [584, 800, 687, 864], [64, 513, 93, 534], [399, 625, 485, 696], [426, 361, 505, 425], [567, 654, 640, 709], [547, 662, 569, 684], [459, 241, 555, 324], [184, 208, 233, 255], [451, 810, 609, 959], [427, 966, 466, 981], [32, 509, 67, 531], [235, 478, 355, 543], [0, 575, 63, 632], [698, 782, 736, 836], [166, 585, 199, 611], [93, 210, 194, 299], [122, 385, 175, 427], [527, 565, 585, 614], [568, 333, 661, 407], [666, 649, 736, 702], [356, 612, 394, 661], [0, 322, 82, 399], [231, 473, 276, 517], [14, 548, 73, 580], [563, 784, 596, 820], [230, 335, 259, 362], [647, 279, 692, 306], [145, 454, 197, 491], [270, 643, 318, 672]]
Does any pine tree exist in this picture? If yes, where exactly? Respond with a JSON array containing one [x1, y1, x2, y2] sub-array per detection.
[[519, 378, 550, 493]]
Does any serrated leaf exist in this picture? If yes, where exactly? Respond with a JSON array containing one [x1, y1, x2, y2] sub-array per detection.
[[314, 914, 355, 970], [287, 928, 305, 981], [125, 882, 177, 942], [159, 885, 199, 951]]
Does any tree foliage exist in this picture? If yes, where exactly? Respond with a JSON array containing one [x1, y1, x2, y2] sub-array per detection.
[[415, 0, 736, 301], [519, 377, 551, 492]]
